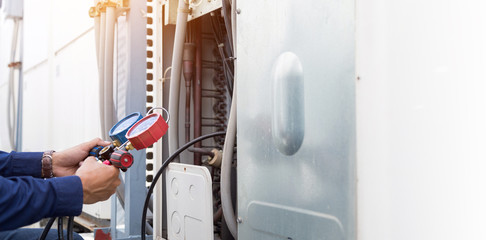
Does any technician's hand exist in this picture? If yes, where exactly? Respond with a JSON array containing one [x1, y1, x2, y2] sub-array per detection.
[[75, 157, 121, 204], [52, 138, 111, 177]]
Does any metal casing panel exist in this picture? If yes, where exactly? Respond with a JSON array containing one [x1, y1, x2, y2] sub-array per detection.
[[237, 0, 355, 239]]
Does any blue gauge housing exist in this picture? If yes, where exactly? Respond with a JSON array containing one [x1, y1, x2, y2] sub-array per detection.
[[109, 112, 143, 144]]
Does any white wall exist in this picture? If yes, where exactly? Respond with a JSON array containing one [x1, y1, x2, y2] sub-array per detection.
[[0, 0, 109, 218], [357, 1, 486, 239], [0, 0, 101, 151]]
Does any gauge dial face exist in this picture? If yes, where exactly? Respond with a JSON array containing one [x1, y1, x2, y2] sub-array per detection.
[[127, 115, 158, 137], [112, 114, 141, 135]]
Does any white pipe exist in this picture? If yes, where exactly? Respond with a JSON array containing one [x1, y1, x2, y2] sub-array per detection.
[[7, 19, 20, 150], [94, 16, 100, 64], [231, 0, 236, 54], [104, 6, 116, 137], [168, 0, 190, 156], [221, 83, 237, 238], [220, 1, 238, 238], [94, 0, 100, 63], [15, 18, 24, 152], [99, 12, 107, 138]]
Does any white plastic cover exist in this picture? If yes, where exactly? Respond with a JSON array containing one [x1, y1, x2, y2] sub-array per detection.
[[166, 163, 214, 240]]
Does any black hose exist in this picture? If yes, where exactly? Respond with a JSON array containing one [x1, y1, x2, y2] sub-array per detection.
[[58, 217, 64, 240], [38, 217, 56, 240], [67, 216, 74, 240], [141, 131, 226, 240]]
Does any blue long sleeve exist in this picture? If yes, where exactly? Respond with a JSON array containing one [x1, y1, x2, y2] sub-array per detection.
[[0, 151, 83, 231], [0, 151, 43, 177]]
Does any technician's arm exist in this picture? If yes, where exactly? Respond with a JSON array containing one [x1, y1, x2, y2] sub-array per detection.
[[0, 138, 110, 178], [0, 139, 118, 231], [0, 151, 43, 177], [0, 175, 83, 231]]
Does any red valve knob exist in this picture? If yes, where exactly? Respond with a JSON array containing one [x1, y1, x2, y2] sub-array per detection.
[[109, 150, 134, 171]]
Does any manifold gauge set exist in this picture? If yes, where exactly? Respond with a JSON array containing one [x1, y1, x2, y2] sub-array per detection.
[[89, 107, 170, 171]]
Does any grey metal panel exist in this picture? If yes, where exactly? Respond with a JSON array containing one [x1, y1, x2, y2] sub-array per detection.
[[237, 0, 355, 239], [110, 0, 148, 238]]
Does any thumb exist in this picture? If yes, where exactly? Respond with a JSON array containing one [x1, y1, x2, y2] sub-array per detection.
[[82, 138, 111, 151]]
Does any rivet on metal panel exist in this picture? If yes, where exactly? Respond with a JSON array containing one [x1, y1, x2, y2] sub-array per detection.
[[236, 217, 243, 223], [236, 8, 241, 14]]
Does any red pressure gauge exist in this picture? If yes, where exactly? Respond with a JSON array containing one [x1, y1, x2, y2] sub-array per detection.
[[126, 109, 169, 150]]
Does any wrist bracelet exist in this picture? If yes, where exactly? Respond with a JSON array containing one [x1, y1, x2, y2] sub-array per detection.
[[42, 150, 55, 178]]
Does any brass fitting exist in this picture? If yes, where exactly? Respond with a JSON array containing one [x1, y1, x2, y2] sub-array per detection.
[[89, 6, 99, 18], [113, 140, 121, 147], [125, 142, 135, 151], [89, 0, 129, 17]]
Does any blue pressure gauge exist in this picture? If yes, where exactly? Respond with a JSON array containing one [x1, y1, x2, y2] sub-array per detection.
[[108, 112, 143, 146]]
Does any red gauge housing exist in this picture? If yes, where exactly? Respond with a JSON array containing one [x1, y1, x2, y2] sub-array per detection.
[[126, 113, 169, 150]]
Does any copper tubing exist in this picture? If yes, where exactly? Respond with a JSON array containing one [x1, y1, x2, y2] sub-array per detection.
[[188, 147, 215, 157], [185, 82, 191, 143], [183, 43, 196, 144], [193, 20, 203, 165]]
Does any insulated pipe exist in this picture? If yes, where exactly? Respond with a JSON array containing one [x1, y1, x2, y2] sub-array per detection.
[[221, 84, 237, 238], [168, 0, 190, 156], [221, 2, 238, 236], [194, 19, 203, 165], [99, 11, 107, 138], [104, 6, 116, 138]]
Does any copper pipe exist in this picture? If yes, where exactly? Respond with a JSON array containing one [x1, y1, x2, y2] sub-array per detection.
[[188, 147, 215, 157], [184, 76, 191, 143], [193, 19, 203, 165], [183, 43, 196, 144]]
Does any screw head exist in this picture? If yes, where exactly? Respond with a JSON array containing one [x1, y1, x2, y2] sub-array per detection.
[[236, 217, 243, 223]]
